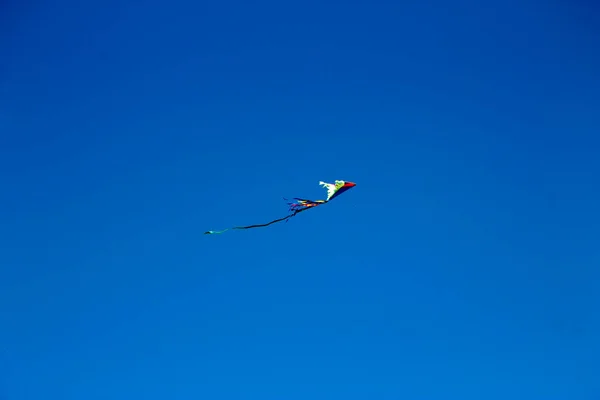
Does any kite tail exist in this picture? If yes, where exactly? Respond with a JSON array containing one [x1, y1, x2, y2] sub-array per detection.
[[284, 198, 328, 212], [204, 211, 299, 235], [205, 198, 326, 235], [204, 229, 230, 235]]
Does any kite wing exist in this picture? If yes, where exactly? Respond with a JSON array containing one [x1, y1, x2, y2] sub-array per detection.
[[205, 179, 356, 235], [319, 180, 356, 201]]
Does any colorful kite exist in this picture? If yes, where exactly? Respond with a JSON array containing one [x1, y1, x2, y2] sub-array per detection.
[[204, 180, 356, 234]]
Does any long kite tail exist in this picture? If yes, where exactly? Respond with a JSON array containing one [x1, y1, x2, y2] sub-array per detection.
[[204, 211, 298, 235], [203, 201, 322, 235]]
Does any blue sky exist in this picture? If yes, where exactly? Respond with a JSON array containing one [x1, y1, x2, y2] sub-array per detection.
[[1, 0, 599, 398]]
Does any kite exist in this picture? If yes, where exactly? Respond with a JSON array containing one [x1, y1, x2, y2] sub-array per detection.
[[204, 180, 356, 234]]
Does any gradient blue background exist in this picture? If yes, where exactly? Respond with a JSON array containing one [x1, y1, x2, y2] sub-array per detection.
[[1, 0, 599, 398]]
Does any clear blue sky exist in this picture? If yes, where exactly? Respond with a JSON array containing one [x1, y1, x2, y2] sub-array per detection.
[[1, 0, 599, 398]]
